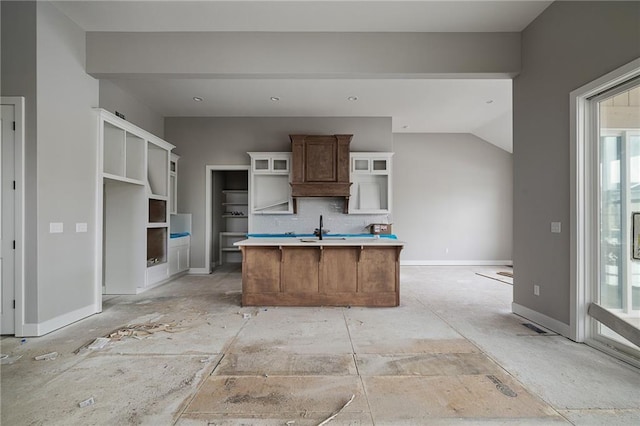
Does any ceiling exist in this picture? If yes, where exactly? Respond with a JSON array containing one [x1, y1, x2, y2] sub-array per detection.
[[53, 1, 554, 153]]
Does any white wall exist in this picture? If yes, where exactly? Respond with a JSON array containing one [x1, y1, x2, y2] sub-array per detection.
[[513, 1, 640, 327], [164, 116, 392, 269], [35, 2, 99, 325], [394, 133, 512, 263], [99, 79, 164, 138]]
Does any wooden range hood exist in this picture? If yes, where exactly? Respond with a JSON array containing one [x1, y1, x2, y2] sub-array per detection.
[[290, 134, 352, 213]]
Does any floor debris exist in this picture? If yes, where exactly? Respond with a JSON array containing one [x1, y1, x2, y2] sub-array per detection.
[[88, 337, 110, 350], [0, 354, 22, 365], [317, 394, 355, 425], [34, 352, 59, 361], [78, 397, 95, 408], [74, 322, 182, 354], [106, 322, 180, 340]]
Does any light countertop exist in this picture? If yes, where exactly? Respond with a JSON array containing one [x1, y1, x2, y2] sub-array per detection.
[[234, 237, 404, 247]]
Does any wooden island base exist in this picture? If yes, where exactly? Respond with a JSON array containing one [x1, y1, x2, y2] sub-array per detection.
[[238, 244, 403, 307]]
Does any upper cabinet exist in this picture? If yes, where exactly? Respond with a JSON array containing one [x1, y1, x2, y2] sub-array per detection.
[[251, 154, 290, 174], [349, 152, 393, 215], [289, 134, 352, 213], [248, 152, 293, 214], [102, 121, 146, 184]]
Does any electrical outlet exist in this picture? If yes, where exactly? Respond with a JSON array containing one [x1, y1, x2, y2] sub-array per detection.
[[534, 285, 540, 296], [551, 222, 561, 233], [49, 222, 63, 233], [445, 248, 449, 254]]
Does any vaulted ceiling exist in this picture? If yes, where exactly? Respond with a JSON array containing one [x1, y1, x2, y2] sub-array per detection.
[[53, 1, 555, 152]]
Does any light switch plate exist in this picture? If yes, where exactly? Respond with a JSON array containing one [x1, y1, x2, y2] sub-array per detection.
[[551, 222, 561, 233], [50, 222, 63, 233], [76, 223, 88, 233]]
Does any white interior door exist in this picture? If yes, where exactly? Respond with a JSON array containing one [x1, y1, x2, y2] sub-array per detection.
[[1, 104, 16, 334]]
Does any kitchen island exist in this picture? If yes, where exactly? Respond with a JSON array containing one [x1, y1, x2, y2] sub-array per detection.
[[235, 237, 404, 307]]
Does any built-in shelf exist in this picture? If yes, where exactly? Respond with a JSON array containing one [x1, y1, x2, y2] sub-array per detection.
[[149, 199, 167, 223], [99, 108, 176, 295], [218, 183, 248, 265]]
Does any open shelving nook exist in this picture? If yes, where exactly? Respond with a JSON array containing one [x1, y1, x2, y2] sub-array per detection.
[[98, 109, 175, 294], [210, 170, 249, 268]]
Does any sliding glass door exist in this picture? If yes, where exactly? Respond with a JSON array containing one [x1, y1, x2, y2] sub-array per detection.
[[595, 81, 640, 359]]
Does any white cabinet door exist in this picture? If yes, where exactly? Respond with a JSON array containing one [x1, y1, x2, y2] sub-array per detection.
[[248, 152, 293, 214], [349, 153, 393, 214], [178, 246, 190, 271]]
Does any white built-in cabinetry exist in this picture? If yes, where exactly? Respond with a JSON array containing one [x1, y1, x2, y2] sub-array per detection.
[[99, 109, 185, 294], [169, 213, 191, 276], [168, 153, 191, 276], [169, 153, 179, 215], [349, 152, 393, 214], [248, 152, 293, 214]]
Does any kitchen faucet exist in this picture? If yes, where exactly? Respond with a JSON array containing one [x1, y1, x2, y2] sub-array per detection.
[[314, 214, 324, 240]]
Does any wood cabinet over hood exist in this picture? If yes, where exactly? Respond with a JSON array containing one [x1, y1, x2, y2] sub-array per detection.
[[290, 134, 352, 213]]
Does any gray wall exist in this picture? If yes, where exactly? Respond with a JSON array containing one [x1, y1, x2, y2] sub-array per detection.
[[164, 117, 392, 269], [394, 133, 512, 262], [1, 1, 38, 322], [99, 79, 164, 138], [513, 1, 640, 325], [87, 32, 521, 78], [36, 2, 99, 322]]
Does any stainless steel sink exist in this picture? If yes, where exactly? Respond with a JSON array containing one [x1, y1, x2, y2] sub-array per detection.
[[299, 237, 346, 242]]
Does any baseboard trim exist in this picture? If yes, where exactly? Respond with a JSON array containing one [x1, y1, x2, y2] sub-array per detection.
[[512, 302, 571, 338], [401, 260, 513, 266], [20, 304, 97, 337], [188, 267, 211, 275], [20, 323, 39, 337]]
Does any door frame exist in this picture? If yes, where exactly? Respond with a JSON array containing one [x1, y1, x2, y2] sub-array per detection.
[[202, 165, 251, 274], [1, 97, 25, 336], [570, 58, 640, 359]]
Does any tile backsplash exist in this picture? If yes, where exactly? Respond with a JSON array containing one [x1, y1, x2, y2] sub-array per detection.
[[251, 197, 391, 234]]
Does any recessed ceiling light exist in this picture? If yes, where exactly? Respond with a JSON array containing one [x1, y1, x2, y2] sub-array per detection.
[[485, 100, 494, 104], [347, 96, 358, 101], [193, 96, 203, 102], [270, 96, 280, 101]]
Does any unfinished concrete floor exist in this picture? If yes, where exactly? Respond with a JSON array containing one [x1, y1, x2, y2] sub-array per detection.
[[1, 266, 639, 425]]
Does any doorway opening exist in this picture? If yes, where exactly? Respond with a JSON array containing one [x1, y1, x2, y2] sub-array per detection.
[[205, 166, 250, 273]]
